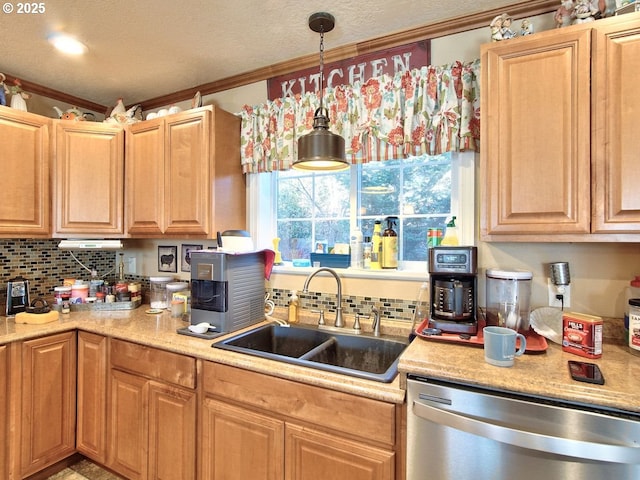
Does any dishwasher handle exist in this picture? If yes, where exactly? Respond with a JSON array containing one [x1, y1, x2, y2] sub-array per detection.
[[413, 398, 640, 465]]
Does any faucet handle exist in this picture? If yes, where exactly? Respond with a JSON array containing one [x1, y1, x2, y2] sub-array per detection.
[[311, 309, 325, 325], [353, 312, 369, 333]]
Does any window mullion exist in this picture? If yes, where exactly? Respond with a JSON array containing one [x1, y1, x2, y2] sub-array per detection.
[[350, 164, 360, 229]]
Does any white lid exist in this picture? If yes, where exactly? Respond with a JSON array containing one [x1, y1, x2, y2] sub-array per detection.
[[167, 282, 189, 291], [486, 268, 533, 280], [54, 286, 72, 292], [150, 276, 173, 283]]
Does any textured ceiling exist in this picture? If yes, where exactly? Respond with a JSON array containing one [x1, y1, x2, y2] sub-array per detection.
[[0, 0, 524, 108]]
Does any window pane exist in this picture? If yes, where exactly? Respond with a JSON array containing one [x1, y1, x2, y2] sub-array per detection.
[[275, 152, 454, 265], [361, 161, 400, 217], [403, 155, 451, 215], [277, 175, 313, 218], [315, 219, 350, 250], [314, 173, 350, 219], [276, 220, 311, 261]]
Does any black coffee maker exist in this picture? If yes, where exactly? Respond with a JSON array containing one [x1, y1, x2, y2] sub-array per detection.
[[6, 275, 30, 316], [428, 246, 478, 335]]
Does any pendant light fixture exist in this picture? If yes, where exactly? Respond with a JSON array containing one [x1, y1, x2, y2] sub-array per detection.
[[293, 12, 349, 172]]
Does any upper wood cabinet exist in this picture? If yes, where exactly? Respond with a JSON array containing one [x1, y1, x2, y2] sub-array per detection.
[[480, 13, 640, 242], [0, 106, 50, 237], [53, 120, 125, 237], [126, 105, 245, 238]]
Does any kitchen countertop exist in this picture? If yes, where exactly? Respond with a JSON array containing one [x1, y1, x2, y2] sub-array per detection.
[[2, 306, 639, 413], [398, 333, 640, 414], [0, 307, 406, 404]]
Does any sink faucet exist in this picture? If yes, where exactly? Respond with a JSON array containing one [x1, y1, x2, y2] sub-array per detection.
[[302, 267, 344, 328], [371, 306, 381, 337]]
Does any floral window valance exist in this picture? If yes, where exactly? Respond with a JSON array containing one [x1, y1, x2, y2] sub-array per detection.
[[240, 59, 480, 174]]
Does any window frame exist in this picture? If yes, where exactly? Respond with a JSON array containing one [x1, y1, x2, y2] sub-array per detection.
[[247, 151, 477, 279]]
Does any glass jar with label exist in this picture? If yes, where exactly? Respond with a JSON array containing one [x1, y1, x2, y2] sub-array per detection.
[[150, 276, 173, 309]]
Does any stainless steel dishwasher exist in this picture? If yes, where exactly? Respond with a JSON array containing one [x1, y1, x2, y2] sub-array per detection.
[[407, 375, 640, 480]]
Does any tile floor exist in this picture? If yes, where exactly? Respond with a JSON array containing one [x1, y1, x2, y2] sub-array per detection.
[[46, 459, 123, 480]]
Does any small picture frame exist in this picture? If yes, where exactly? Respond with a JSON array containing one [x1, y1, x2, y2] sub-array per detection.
[[181, 244, 203, 272], [158, 245, 178, 273]]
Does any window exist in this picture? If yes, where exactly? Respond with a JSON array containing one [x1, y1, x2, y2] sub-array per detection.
[[249, 151, 476, 272]]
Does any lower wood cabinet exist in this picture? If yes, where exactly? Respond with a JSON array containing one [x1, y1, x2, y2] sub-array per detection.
[[201, 399, 285, 480], [202, 362, 397, 480], [77, 332, 108, 463], [107, 339, 197, 480], [0, 345, 7, 479], [18, 332, 77, 477]]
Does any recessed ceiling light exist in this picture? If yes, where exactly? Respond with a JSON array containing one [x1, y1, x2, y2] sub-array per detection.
[[48, 33, 87, 55]]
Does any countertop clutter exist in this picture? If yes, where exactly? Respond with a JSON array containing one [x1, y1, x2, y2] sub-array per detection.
[[1, 307, 639, 413]]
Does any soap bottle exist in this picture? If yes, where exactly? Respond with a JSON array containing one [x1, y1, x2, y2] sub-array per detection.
[[350, 226, 364, 269], [288, 290, 299, 324], [370, 220, 383, 270], [382, 216, 398, 269], [371, 220, 382, 270], [441, 216, 459, 246], [363, 236, 372, 269]]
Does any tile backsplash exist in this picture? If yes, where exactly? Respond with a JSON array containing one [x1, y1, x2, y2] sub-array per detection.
[[0, 239, 117, 306], [268, 287, 416, 324]]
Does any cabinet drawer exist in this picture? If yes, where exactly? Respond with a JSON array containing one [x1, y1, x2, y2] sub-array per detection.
[[110, 339, 196, 389], [203, 362, 396, 446]]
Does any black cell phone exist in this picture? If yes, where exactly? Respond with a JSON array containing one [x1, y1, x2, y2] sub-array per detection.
[[568, 360, 605, 385]]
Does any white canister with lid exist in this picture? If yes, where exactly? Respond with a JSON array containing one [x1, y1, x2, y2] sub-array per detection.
[[485, 269, 533, 332], [150, 276, 173, 309], [166, 282, 189, 302]]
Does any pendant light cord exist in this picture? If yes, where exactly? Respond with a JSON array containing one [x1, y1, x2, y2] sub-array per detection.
[[318, 26, 325, 113]]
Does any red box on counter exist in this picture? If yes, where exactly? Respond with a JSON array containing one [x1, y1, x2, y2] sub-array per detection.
[[562, 312, 603, 358]]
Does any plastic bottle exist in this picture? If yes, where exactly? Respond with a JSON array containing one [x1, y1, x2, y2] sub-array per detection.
[[350, 226, 364, 269], [288, 290, 299, 324], [441, 216, 459, 246], [410, 281, 430, 341], [370, 220, 383, 270], [382, 216, 398, 269], [363, 236, 372, 269], [624, 276, 640, 341]]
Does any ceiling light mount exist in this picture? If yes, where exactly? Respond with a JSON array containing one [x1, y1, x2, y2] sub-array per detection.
[[308, 12, 335, 34], [293, 12, 348, 172]]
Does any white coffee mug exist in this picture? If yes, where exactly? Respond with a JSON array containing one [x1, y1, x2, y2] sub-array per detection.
[[484, 326, 526, 367]]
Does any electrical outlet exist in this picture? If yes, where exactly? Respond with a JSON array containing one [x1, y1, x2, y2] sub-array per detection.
[[126, 256, 137, 274], [548, 278, 571, 309]]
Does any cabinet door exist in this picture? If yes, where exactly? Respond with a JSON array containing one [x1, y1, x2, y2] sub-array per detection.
[[201, 398, 284, 480], [20, 332, 76, 477], [0, 107, 50, 236], [480, 27, 592, 239], [126, 119, 165, 235], [164, 109, 211, 235], [54, 121, 125, 235], [285, 424, 394, 480], [0, 345, 7, 479], [148, 381, 197, 480], [77, 332, 108, 463], [109, 369, 148, 480], [592, 17, 640, 232]]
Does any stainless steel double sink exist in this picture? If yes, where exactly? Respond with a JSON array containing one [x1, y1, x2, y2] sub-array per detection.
[[213, 323, 409, 383]]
